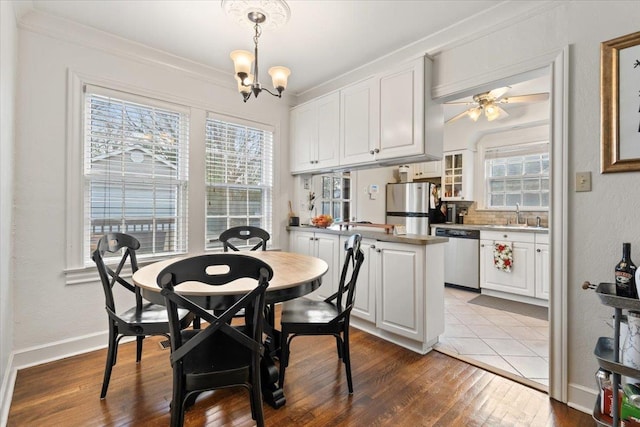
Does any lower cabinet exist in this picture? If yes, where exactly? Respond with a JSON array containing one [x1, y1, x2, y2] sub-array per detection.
[[374, 241, 425, 341], [479, 230, 548, 305], [289, 229, 445, 354], [290, 231, 340, 301]]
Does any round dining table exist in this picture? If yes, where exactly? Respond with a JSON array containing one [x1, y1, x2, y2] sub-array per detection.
[[132, 250, 329, 408]]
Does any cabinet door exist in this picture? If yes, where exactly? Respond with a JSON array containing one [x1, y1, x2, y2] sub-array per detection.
[[313, 233, 341, 301], [441, 150, 474, 201], [315, 92, 340, 169], [481, 239, 535, 297], [349, 237, 376, 322], [375, 241, 424, 340], [412, 161, 441, 180], [535, 243, 550, 300], [290, 103, 317, 173], [378, 58, 424, 160], [289, 230, 315, 256], [340, 77, 379, 165]]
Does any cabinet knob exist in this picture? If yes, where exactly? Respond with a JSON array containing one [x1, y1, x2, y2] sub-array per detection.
[[480, 244, 485, 247], [537, 248, 541, 253], [376, 249, 381, 253], [369, 150, 374, 155], [374, 148, 380, 154], [370, 245, 376, 249], [503, 234, 508, 238]]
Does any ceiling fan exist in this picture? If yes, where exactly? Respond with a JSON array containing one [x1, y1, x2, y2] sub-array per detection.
[[445, 87, 549, 124]]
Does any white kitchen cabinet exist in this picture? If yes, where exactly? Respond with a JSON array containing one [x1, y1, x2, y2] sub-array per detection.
[[411, 161, 442, 180], [374, 241, 425, 341], [377, 58, 425, 161], [441, 150, 474, 201], [290, 92, 340, 173], [341, 236, 376, 323], [480, 230, 535, 298], [289, 231, 340, 300], [340, 76, 379, 166], [535, 233, 550, 300]]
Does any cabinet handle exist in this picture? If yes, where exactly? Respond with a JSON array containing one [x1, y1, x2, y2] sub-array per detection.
[[370, 245, 376, 249]]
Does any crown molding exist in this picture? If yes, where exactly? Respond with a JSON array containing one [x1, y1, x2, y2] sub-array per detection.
[[17, 9, 239, 91]]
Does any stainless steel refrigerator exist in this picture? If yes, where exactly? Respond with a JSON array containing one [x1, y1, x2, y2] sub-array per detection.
[[385, 182, 436, 235]]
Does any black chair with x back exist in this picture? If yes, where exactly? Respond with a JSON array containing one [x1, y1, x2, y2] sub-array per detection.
[[278, 233, 365, 394], [92, 232, 194, 399], [158, 254, 273, 427]]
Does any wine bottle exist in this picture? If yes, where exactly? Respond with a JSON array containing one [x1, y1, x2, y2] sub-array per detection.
[[615, 242, 638, 298]]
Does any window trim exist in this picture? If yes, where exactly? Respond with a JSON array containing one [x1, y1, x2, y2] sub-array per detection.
[[204, 112, 274, 251], [65, 71, 194, 283], [474, 125, 550, 211]]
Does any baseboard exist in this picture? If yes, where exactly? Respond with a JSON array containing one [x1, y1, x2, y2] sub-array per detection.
[[568, 382, 598, 415], [0, 353, 17, 427], [0, 330, 130, 425]]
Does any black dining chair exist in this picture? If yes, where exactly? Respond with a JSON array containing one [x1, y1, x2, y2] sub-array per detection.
[[218, 226, 273, 327], [92, 232, 194, 399], [278, 233, 365, 394], [219, 225, 270, 252], [158, 254, 273, 427]]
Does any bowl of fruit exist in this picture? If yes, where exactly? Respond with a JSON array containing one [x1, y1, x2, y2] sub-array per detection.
[[311, 214, 333, 228]]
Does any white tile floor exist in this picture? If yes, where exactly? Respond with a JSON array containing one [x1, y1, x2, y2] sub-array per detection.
[[435, 286, 549, 387]]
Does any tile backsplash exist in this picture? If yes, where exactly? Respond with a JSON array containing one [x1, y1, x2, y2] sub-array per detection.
[[452, 201, 548, 227]]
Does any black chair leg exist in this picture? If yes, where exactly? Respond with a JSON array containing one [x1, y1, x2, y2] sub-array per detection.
[[335, 335, 343, 359], [343, 330, 353, 394], [101, 325, 118, 399], [251, 368, 265, 427], [136, 336, 143, 362]]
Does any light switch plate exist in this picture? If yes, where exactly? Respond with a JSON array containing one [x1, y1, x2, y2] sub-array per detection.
[[575, 171, 592, 192]]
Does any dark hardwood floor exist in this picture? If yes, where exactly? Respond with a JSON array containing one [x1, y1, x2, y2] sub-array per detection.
[[8, 315, 594, 426]]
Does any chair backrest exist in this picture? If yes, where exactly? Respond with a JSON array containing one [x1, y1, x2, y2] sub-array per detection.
[[327, 234, 365, 318], [92, 233, 142, 314], [218, 226, 270, 252], [157, 254, 274, 363]]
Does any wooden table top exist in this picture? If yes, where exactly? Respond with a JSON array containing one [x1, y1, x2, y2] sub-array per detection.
[[132, 251, 329, 297]]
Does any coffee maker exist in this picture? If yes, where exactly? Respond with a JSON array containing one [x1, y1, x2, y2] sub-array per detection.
[[446, 204, 456, 223]]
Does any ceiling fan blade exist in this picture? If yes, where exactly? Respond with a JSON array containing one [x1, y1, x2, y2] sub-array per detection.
[[488, 86, 510, 100], [446, 110, 471, 124], [444, 100, 475, 106], [499, 92, 550, 104]]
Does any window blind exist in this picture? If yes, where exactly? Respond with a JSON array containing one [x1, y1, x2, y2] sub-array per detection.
[[84, 85, 189, 261], [205, 115, 273, 250]]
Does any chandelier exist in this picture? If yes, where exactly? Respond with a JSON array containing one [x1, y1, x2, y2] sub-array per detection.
[[224, 1, 291, 102]]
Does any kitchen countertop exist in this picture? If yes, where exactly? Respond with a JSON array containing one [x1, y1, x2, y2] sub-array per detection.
[[286, 225, 448, 245], [430, 223, 549, 234]]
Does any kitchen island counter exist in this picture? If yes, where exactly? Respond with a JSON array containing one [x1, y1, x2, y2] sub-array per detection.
[[286, 225, 448, 245]]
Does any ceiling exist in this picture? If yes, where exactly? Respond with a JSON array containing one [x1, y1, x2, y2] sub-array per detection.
[[27, 0, 521, 96]]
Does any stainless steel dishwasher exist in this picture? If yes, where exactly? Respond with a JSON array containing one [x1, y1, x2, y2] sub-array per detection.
[[434, 228, 480, 290]]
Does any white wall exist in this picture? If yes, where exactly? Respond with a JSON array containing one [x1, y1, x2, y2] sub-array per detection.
[[10, 10, 292, 359], [353, 167, 396, 224], [0, 0, 18, 415]]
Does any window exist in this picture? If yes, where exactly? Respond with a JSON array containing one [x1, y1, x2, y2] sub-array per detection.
[[484, 141, 549, 209], [205, 115, 273, 250], [319, 173, 351, 222], [84, 86, 189, 262]]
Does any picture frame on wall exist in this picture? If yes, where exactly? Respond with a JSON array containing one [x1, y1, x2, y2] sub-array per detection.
[[600, 31, 640, 173]]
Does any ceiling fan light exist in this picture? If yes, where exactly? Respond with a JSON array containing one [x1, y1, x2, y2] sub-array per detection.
[[230, 50, 255, 78], [485, 103, 501, 121], [268, 66, 291, 92], [468, 107, 482, 122]]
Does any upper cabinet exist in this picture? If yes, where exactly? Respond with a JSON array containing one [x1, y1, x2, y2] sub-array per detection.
[[441, 150, 474, 201], [340, 77, 380, 165], [290, 92, 340, 173], [290, 56, 443, 174], [411, 161, 442, 180]]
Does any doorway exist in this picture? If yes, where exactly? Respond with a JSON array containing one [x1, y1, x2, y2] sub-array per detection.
[[433, 65, 554, 392]]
